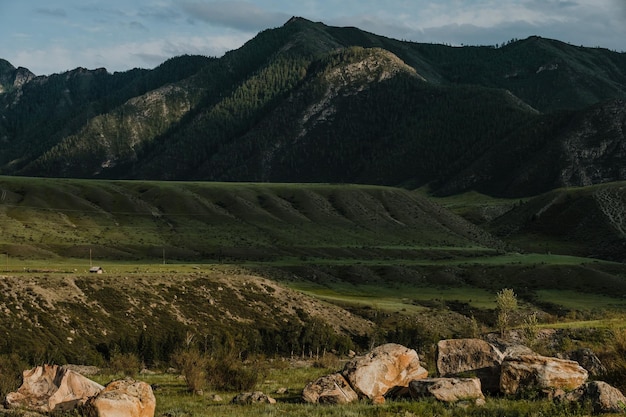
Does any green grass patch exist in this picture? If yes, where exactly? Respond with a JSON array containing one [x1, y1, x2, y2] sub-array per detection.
[[92, 364, 594, 417], [535, 290, 626, 311], [290, 281, 496, 313]]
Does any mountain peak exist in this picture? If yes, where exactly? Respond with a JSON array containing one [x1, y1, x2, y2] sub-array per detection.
[[0, 60, 34, 94]]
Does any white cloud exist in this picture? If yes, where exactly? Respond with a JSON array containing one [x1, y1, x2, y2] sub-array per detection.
[[10, 34, 253, 75], [3, 0, 625, 74]]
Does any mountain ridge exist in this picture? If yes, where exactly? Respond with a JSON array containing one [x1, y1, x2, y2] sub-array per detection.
[[1, 17, 626, 197]]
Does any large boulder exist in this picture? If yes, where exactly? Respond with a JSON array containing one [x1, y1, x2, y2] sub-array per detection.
[[84, 378, 155, 417], [559, 381, 626, 414], [436, 338, 503, 393], [342, 343, 428, 403], [409, 378, 485, 405], [500, 355, 588, 396], [4, 364, 104, 412], [302, 373, 358, 404]]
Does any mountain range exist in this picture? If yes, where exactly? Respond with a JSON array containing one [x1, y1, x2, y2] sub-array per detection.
[[1, 17, 626, 198]]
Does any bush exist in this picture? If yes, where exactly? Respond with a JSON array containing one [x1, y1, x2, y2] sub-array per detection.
[[108, 350, 142, 377], [206, 356, 262, 392], [0, 354, 28, 399], [312, 352, 341, 370], [171, 348, 209, 394]]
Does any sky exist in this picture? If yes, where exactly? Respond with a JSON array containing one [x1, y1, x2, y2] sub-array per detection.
[[1, 0, 625, 76]]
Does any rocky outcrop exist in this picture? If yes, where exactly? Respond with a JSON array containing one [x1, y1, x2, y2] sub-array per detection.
[[409, 378, 485, 405], [559, 381, 626, 414], [84, 378, 155, 417], [558, 348, 607, 378], [500, 354, 588, 396], [231, 391, 276, 405], [4, 364, 104, 412], [341, 343, 428, 403], [436, 338, 504, 393], [302, 341, 625, 413], [302, 373, 358, 404]]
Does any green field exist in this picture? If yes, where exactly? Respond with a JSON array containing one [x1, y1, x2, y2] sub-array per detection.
[[1, 177, 626, 417]]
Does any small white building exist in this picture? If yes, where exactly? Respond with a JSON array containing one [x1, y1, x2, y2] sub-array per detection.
[[89, 266, 103, 274]]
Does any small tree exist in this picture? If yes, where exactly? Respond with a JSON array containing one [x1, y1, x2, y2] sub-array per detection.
[[496, 288, 518, 337], [522, 311, 539, 346]]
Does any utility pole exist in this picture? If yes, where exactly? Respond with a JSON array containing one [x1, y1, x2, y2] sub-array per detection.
[[163, 248, 165, 265]]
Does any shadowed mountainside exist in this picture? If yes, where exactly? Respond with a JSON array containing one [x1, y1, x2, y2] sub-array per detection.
[[1, 18, 626, 197]]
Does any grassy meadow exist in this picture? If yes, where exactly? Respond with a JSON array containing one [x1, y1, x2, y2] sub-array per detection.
[[1, 177, 626, 416]]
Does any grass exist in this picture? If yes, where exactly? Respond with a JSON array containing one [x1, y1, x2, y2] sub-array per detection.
[[0, 176, 502, 264], [534, 290, 626, 312], [85, 363, 600, 417], [291, 281, 497, 313]]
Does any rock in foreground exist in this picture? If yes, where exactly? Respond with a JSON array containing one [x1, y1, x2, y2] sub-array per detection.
[[436, 338, 503, 394], [409, 377, 485, 405], [5, 364, 104, 413], [302, 373, 358, 404], [84, 378, 155, 417], [500, 354, 588, 396], [231, 391, 276, 405], [342, 343, 428, 403]]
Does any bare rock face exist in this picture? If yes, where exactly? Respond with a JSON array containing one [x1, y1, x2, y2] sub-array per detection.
[[409, 378, 485, 405], [84, 378, 155, 417], [500, 355, 588, 396], [562, 381, 626, 414], [302, 373, 358, 404], [436, 338, 504, 394], [342, 343, 428, 403], [4, 364, 104, 413], [231, 391, 276, 405]]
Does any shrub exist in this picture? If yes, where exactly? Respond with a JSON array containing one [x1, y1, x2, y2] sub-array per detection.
[[496, 288, 518, 337], [312, 352, 341, 370], [0, 354, 28, 399], [206, 356, 262, 392], [108, 350, 142, 377], [171, 348, 209, 394]]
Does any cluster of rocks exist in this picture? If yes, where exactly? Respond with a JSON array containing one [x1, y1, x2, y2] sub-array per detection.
[[3, 364, 155, 417], [302, 340, 626, 414]]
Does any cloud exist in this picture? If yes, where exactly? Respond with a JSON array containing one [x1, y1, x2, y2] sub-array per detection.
[[35, 8, 67, 18], [179, 1, 290, 31], [10, 33, 252, 75]]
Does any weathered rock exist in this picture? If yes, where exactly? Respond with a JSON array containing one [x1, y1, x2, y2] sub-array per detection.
[[436, 338, 503, 393], [302, 373, 358, 404], [231, 391, 276, 405], [558, 348, 607, 378], [409, 378, 485, 405], [559, 381, 626, 414], [501, 344, 536, 359], [4, 364, 104, 413], [500, 355, 588, 396], [342, 343, 428, 403], [84, 378, 155, 417]]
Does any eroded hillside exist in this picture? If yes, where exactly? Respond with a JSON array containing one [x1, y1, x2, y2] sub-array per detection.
[[0, 268, 373, 364]]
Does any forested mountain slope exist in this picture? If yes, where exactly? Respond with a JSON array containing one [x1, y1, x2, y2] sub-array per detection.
[[1, 17, 626, 197]]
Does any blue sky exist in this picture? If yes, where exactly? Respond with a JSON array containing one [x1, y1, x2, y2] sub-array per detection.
[[1, 0, 625, 75]]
